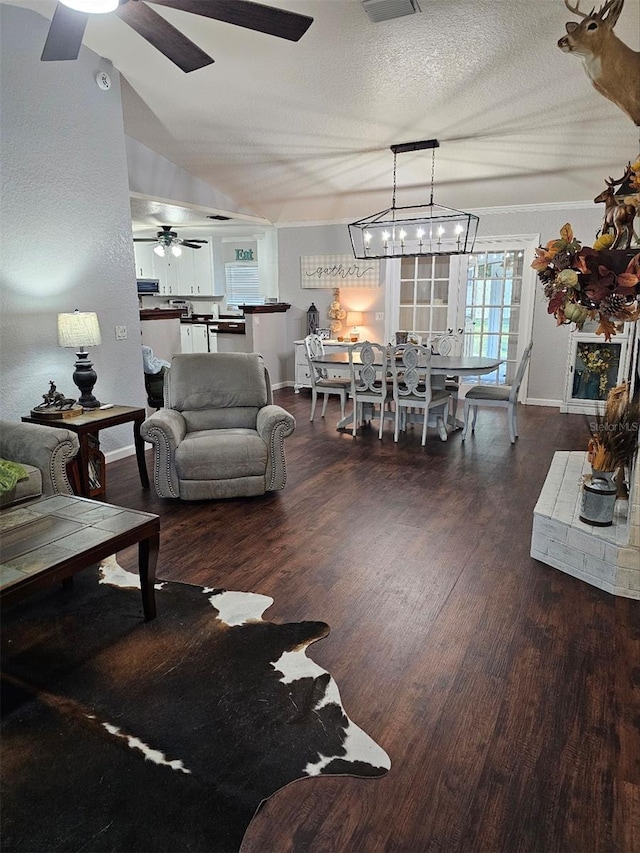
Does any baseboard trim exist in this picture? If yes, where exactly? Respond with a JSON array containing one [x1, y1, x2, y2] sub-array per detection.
[[105, 444, 135, 464], [526, 398, 562, 408]]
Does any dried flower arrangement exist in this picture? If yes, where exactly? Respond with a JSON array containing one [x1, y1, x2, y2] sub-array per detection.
[[577, 343, 614, 397], [587, 382, 640, 474], [532, 159, 640, 342]]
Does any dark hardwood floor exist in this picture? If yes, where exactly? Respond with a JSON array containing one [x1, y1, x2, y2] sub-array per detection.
[[105, 389, 640, 853]]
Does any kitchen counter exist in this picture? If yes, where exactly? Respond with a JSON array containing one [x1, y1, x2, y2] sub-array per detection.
[[140, 309, 183, 321], [240, 303, 291, 314], [180, 317, 246, 334]]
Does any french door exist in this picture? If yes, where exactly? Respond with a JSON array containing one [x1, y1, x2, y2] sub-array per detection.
[[385, 235, 537, 398]]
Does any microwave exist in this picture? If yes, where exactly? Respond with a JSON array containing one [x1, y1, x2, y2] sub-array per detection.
[[137, 278, 160, 294]]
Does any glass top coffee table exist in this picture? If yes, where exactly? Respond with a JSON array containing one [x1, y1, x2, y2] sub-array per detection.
[[0, 495, 159, 620]]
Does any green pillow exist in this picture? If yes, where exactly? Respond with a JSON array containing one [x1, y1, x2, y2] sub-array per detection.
[[0, 458, 29, 495]]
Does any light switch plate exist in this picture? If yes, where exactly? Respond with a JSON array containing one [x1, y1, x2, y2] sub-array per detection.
[[115, 326, 127, 340]]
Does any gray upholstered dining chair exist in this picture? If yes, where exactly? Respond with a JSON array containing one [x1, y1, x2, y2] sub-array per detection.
[[140, 353, 295, 500], [389, 344, 451, 445], [348, 341, 391, 439], [461, 341, 533, 443], [304, 334, 351, 421], [429, 329, 464, 427]]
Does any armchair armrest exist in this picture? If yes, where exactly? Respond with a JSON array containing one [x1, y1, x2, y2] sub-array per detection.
[[140, 409, 187, 498], [256, 405, 295, 491], [0, 420, 79, 495]]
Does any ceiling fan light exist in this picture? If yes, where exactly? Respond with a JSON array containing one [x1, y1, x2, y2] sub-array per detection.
[[171, 245, 182, 257], [153, 245, 166, 257], [59, 0, 119, 12]]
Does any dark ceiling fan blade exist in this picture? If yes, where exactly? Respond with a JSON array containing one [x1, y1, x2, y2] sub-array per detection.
[[133, 238, 160, 242], [149, 0, 313, 41], [41, 3, 89, 61], [181, 241, 206, 248], [116, 1, 214, 72]]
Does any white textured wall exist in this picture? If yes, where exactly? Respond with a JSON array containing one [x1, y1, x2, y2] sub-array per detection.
[[0, 5, 143, 454]]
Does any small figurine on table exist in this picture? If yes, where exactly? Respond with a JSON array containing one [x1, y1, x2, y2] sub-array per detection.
[[33, 381, 77, 413]]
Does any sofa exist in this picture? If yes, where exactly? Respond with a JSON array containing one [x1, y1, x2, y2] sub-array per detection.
[[0, 420, 80, 507]]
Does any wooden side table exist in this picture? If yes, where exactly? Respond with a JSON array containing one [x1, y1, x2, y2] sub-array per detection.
[[22, 406, 150, 500]]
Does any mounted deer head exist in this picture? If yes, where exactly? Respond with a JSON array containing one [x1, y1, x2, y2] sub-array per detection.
[[558, 0, 640, 125]]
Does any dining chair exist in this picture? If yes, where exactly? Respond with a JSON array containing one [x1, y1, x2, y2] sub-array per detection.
[[349, 341, 391, 438], [389, 344, 451, 445], [461, 341, 533, 443], [429, 329, 464, 427], [304, 334, 351, 422]]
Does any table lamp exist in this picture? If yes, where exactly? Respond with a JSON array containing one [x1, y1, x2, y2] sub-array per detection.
[[57, 310, 102, 409], [346, 311, 363, 342]]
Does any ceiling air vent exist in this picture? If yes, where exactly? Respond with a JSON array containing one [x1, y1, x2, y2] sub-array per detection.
[[361, 0, 421, 23], [207, 215, 232, 221]]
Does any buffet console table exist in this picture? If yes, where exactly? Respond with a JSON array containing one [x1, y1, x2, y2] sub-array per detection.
[[531, 452, 639, 599]]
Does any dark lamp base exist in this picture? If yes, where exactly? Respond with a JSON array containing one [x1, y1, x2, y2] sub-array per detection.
[[72, 351, 100, 410]]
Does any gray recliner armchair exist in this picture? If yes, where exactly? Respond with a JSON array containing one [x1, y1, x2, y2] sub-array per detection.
[[140, 353, 295, 500]]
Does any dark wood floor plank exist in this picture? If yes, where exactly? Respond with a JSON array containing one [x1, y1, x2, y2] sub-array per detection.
[[97, 390, 639, 853]]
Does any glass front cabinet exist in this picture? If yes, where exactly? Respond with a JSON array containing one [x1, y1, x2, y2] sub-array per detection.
[[561, 325, 633, 414]]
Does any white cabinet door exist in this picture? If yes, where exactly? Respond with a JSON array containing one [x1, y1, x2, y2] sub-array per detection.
[[294, 343, 311, 391], [159, 257, 180, 295], [134, 243, 156, 279], [180, 324, 193, 353], [189, 244, 215, 296], [192, 324, 209, 352]]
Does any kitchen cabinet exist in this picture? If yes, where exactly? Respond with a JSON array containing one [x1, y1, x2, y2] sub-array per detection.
[[134, 243, 214, 297], [181, 323, 209, 353], [560, 326, 633, 414], [192, 324, 209, 352], [134, 243, 156, 280], [188, 244, 215, 296], [294, 340, 351, 391]]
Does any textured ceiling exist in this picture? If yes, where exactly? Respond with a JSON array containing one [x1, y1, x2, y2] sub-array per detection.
[[9, 0, 640, 227]]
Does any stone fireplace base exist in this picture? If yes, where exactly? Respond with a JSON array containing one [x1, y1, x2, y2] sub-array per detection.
[[531, 451, 639, 599]]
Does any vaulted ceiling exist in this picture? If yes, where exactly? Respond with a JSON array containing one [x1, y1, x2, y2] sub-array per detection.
[[9, 0, 640, 228]]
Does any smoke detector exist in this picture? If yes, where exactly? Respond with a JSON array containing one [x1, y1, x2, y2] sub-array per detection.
[[361, 0, 421, 23]]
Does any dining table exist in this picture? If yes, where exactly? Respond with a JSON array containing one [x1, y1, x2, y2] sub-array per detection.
[[310, 351, 505, 431]]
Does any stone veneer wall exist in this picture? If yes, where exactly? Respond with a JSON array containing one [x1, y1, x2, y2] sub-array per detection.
[[531, 451, 639, 599]]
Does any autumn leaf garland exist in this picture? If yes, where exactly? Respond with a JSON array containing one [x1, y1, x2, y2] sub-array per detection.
[[532, 223, 640, 341]]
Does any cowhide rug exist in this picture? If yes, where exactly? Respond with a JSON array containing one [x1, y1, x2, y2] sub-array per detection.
[[1, 559, 390, 852]]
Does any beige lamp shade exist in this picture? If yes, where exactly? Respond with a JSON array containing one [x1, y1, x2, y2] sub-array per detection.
[[57, 311, 102, 349], [346, 311, 363, 328]]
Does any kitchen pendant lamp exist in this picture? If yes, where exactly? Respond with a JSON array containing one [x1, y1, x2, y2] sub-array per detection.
[[348, 139, 478, 260]]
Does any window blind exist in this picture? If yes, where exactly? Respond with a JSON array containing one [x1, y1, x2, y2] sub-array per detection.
[[225, 263, 262, 307]]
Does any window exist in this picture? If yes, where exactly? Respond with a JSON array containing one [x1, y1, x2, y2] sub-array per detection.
[[397, 255, 452, 337], [225, 262, 262, 308]]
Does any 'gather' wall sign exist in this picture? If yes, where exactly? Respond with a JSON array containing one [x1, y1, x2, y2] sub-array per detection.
[[300, 254, 380, 288]]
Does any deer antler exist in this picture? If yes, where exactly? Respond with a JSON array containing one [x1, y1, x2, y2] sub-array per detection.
[[598, 0, 624, 24], [605, 164, 633, 186], [564, 0, 591, 18]]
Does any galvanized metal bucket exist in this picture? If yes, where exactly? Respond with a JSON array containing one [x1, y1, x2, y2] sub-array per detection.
[[579, 473, 617, 527]]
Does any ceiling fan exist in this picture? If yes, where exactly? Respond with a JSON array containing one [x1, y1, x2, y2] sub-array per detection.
[[41, 0, 314, 73], [134, 225, 208, 257]]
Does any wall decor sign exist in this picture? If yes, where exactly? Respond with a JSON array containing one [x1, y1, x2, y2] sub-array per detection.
[[300, 254, 380, 288]]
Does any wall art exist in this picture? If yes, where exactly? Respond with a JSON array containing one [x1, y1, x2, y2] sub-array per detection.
[[300, 254, 380, 288]]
